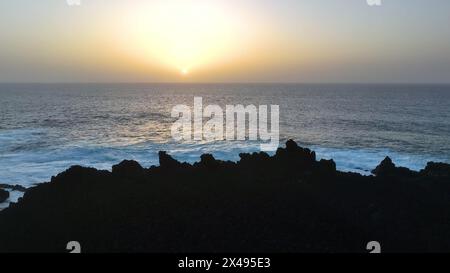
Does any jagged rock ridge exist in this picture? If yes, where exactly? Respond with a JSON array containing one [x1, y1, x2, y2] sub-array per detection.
[[0, 140, 449, 253]]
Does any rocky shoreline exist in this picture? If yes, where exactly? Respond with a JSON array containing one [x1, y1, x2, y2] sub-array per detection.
[[0, 184, 27, 206], [0, 188, 9, 204], [0, 140, 449, 253], [0, 184, 27, 192]]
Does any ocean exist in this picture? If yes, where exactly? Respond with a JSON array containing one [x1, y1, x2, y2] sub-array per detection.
[[1, 83, 449, 203]]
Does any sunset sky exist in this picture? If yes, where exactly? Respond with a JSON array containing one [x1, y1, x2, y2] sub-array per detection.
[[1, 0, 450, 83]]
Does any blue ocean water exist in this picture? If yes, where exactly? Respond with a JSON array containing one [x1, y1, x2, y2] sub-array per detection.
[[1, 83, 449, 203]]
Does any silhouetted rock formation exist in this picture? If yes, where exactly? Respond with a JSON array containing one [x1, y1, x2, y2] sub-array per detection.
[[0, 189, 9, 203], [372, 156, 416, 177], [112, 160, 145, 179], [0, 184, 27, 192], [0, 140, 449, 253], [422, 162, 450, 178], [372, 156, 396, 176]]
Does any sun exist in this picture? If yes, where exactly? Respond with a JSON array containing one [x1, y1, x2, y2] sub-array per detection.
[[181, 68, 189, 76], [120, 0, 241, 77]]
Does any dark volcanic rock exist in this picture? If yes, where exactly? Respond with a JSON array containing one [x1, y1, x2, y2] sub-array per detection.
[[158, 151, 183, 169], [0, 184, 27, 192], [277, 139, 316, 165], [194, 154, 222, 170], [371, 156, 415, 177], [372, 156, 396, 176], [0, 140, 449, 253], [421, 162, 450, 178], [319, 159, 337, 173], [0, 189, 9, 203], [112, 160, 145, 179]]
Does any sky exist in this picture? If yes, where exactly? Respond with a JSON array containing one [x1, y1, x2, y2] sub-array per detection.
[[0, 0, 450, 83]]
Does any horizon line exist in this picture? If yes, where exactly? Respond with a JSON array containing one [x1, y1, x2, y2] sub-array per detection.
[[1, 82, 450, 85]]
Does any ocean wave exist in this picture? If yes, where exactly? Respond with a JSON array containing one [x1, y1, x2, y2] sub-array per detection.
[[0, 137, 447, 189], [312, 146, 448, 175]]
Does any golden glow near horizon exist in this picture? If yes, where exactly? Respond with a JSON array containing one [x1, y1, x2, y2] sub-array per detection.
[[116, 0, 247, 78], [2, 1, 450, 82]]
